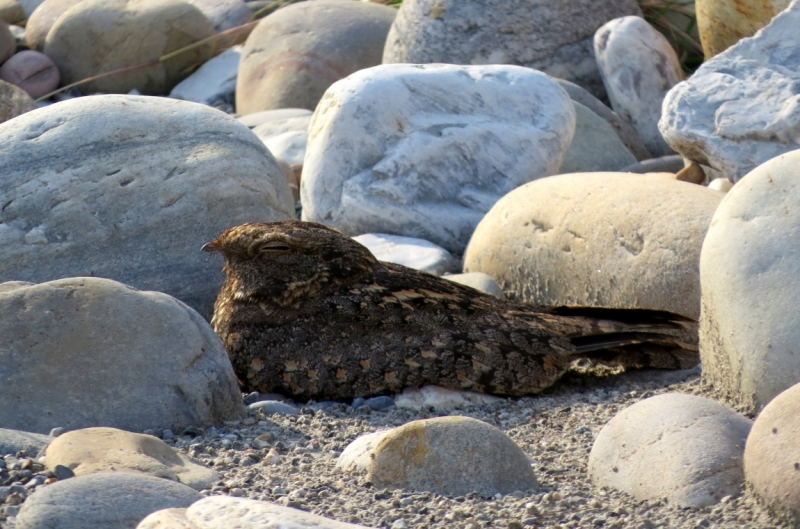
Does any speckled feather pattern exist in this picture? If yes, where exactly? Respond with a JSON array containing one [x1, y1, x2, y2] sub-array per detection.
[[206, 221, 698, 400]]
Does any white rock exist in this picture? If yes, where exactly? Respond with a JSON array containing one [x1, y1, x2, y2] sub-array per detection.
[[353, 233, 458, 276], [589, 393, 752, 508], [700, 150, 800, 413], [336, 431, 390, 474], [188, 0, 251, 32], [708, 178, 733, 192], [138, 497, 372, 529], [169, 46, 241, 106], [660, 0, 800, 181], [382, 0, 643, 99], [302, 63, 576, 253], [0, 95, 294, 318], [442, 272, 504, 297], [394, 385, 503, 411], [238, 108, 312, 129], [594, 16, 683, 157], [559, 101, 637, 174]]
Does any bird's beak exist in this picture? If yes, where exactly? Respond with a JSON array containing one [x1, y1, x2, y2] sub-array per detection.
[[202, 240, 220, 252]]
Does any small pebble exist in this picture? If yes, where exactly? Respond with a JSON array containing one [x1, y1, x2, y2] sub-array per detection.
[[161, 429, 174, 440], [54, 465, 75, 481], [365, 396, 396, 411], [49, 427, 65, 437]]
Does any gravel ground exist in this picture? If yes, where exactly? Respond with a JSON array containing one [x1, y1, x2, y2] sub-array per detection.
[[0, 366, 786, 529]]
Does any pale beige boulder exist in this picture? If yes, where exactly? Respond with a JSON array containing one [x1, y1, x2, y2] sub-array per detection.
[[25, 0, 83, 52], [464, 172, 724, 318], [236, 0, 395, 114], [368, 416, 536, 496], [744, 381, 800, 525], [45, 427, 218, 490], [0, 0, 23, 24], [696, 0, 790, 58], [43, 0, 215, 95]]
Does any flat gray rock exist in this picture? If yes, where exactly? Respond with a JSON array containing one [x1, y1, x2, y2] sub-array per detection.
[[700, 150, 800, 413], [660, 0, 800, 181], [246, 401, 299, 416], [0, 277, 245, 434], [353, 233, 458, 276], [559, 101, 636, 174], [0, 95, 294, 319], [383, 0, 641, 99], [589, 393, 752, 508], [169, 46, 241, 106], [16, 472, 202, 529], [0, 428, 50, 457], [301, 63, 575, 253]]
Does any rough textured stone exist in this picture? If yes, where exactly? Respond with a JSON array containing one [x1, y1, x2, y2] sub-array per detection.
[[660, 1, 800, 182], [236, 0, 396, 114], [0, 50, 60, 99], [0, 428, 50, 456], [137, 509, 194, 529], [138, 497, 372, 529], [0, 95, 294, 318], [383, 0, 642, 100], [169, 46, 241, 106], [352, 233, 458, 276], [336, 431, 390, 474], [555, 78, 651, 161], [187, 0, 250, 33], [589, 393, 751, 508], [0, 277, 246, 434], [0, 78, 35, 124], [744, 381, 800, 525], [0, 0, 22, 25], [45, 427, 218, 490], [368, 416, 537, 495], [25, 0, 82, 51], [559, 102, 636, 174], [394, 386, 503, 411], [696, 0, 790, 58], [464, 172, 723, 319], [699, 150, 800, 413], [442, 272, 504, 298], [301, 63, 575, 253], [44, 0, 215, 95], [595, 16, 683, 157], [15, 472, 202, 529]]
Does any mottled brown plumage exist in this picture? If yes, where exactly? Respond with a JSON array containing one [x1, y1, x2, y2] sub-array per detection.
[[204, 221, 698, 400]]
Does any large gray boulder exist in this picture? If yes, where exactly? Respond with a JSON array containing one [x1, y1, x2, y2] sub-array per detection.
[[15, 472, 202, 529], [659, 0, 800, 182], [382, 0, 642, 99], [301, 63, 575, 253], [0, 95, 295, 319], [0, 277, 246, 434], [700, 150, 800, 413], [236, 0, 396, 114]]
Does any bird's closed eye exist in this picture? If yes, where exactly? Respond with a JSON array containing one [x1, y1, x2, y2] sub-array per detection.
[[258, 242, 291, 252]]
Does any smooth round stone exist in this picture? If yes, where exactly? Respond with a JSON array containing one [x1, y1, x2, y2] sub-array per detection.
[[0, 78, 35, 123], [364, 396, 395, 411], [383, 0, 642, 99], [744, 382, 800, 524], [442, 272, 504, 298], [45, 427, 218, 490], [187, 0, 250, 33], [353, 233, 458, 276], [393, 385, 503, 411], [246, 400, 299, 416], [594, 16, 684, 158], [15, 472, 202, 529], [559, 101, 636, 174], [237, 108, 312, 129], [368, 416, 537, 495], [620, 154, 685, 174], [700, 150, 800, 413], [301, 63, 575, 254], [44, 0, 215, 95], [136, 509, 192, 529], [0, 278, 246, 434], [261, 129, 307, 167], [0, 428, 50, 457], [336, 431, 390, 474], [25, 0, 82, 52], [0, 95, 294, 318], [236, 0, 395, 114], [464, 172, 723, 318], [168, 46, 240, 107], [0, 50, 60, 99], [708, 178, 733, 192], [0, 21, 14, 64], [589, 393, 752, 508], [696, 0, 790, 58], [0, 0, 23, 24]]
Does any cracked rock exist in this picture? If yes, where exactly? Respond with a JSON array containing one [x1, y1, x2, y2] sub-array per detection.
[[589, 393, 752, 508], [464, 172, 722, 318]]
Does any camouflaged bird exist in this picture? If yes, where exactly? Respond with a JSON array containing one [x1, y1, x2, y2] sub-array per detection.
[[204, 221, 699, 400]]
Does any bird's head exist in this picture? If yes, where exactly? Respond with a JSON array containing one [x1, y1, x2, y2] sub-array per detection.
[[203, 221, 378, 306]]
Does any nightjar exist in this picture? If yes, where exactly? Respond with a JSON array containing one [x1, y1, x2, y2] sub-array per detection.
[[204, 221, 698, 400]]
